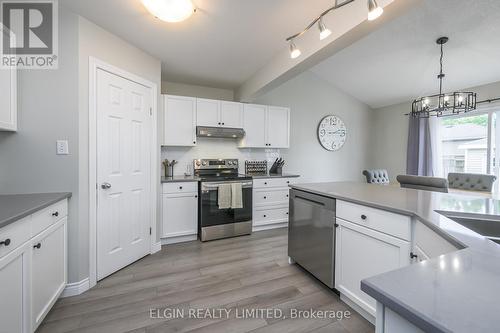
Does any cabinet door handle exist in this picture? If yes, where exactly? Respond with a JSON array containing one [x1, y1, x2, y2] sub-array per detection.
[[193, 141, 196, 144], [179, 186, 183, 190], [222, 123, 225, 125], [263, 215, 267, 218], [286, 194, 289, 198], [0, 238, 11, 246], [334, 223, 339, 228], [195, 195, 198, 198], [286, 212, 289, 215], [52, 211, 59, 217], [218, 122, 221, 125], [410, 252, 418, 259], [33, 243, 42, 249], [264, 182, 268, 185], [263, 196, 267, 199], [361, 215, 367, 220]]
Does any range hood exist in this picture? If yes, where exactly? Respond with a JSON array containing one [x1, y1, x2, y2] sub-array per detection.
[[196, 126, 245, 139]]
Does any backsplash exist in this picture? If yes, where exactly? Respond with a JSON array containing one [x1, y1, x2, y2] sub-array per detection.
[[161, 138, 282, 176]]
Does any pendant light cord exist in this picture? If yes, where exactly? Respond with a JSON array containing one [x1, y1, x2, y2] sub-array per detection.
[[439, 42, 444, 95]]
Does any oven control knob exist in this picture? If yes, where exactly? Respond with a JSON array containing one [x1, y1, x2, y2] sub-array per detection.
[[228, 161, 233, 165], [202, 161, 207, 166], [195, 161, 201, 167]]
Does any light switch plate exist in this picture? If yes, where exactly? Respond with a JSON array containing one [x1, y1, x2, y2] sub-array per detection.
[[56, 140, 69, 155]]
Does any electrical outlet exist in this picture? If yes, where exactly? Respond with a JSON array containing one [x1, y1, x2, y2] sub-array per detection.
[[56, 140, 69, 155]]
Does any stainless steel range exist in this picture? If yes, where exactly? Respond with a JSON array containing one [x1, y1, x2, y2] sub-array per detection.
[[194, 159, 253, 241]]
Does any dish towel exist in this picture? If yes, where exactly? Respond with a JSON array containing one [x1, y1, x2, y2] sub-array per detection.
[[218, 184, 232, 209], [231, 182, 243, 209]]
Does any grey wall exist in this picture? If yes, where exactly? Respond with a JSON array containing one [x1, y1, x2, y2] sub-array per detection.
[[0, 7, 81, 281], [254, 71, 373, 183], [161, 81, 234, 101], [77, 16, 162, 282], [370, 80, 500, 181]]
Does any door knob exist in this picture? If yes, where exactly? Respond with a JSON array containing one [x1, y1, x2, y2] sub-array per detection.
[[101, 182, 112, 189]]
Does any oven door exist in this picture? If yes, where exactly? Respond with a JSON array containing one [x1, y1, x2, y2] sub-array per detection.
[[200, 180, 253, 227]]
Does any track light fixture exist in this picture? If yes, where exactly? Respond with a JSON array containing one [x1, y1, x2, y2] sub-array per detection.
[[367, 0, 383, 21], [318, 17, 332, 40], [286, 0, 384, 59], [289, 40, 301, 59]]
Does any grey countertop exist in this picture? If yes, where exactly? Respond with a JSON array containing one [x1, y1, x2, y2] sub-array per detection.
[[250, 173, 300, 179], [161, 174, 300, 183], [161, 176, 200, 183], [290, 182, 500, 333], [0, 192, 72, 229]]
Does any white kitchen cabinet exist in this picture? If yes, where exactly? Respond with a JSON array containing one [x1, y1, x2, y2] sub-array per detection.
[[31, 219, 67, 330], [0, 198, 68, 333], [196, 98, 220, 127], [413, 221, 458, 261], [0, 28, 17, 131], [162, 183, 198, 243], [239, 104, 290, 149], [252, 177, 298, 231], [220, 101, 243, 128], [196, 99, 243, 129], [163, 95, 197, 146], [0, 244, 30, 333], [267, 106, 290, 148], [239, 104, 267, 148], [335, 218, 410, 317]]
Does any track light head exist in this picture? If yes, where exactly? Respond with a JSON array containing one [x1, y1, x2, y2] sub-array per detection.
[[367, 0, 383, 21], [289, 40, 301, 59], [318, 17, 332, 40]]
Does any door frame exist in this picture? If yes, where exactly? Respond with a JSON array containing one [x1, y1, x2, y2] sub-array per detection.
[[88, 57, 159, 288]]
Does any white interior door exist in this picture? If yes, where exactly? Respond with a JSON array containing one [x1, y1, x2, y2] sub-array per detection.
[[96, 69, 152, 280]]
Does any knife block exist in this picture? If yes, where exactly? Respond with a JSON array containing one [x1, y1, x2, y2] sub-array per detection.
[[269, 166, 283, 175]]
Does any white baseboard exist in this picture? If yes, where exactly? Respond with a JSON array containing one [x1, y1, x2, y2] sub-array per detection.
[[60, 278, 90, 298], [151, 241, 162, 253], [252, 222, 288, 232], [161, 234, 198, 245]]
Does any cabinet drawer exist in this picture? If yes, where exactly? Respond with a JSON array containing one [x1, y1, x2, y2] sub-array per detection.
[[253, 177, 297, 189], [337, 200, 410, 241], [254, 188, 290, 206], [0, 216, 31, 258], [415, 222, 458, 259], [162, 182, 198, 194], [31, 199, 68, 237], [253, 207, 289, 226]]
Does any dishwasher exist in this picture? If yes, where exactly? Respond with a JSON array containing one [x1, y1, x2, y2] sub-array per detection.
[[288, 189, 336, 288]]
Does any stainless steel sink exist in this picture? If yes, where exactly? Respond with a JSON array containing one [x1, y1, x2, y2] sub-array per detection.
[[447, 215, 500, 243]]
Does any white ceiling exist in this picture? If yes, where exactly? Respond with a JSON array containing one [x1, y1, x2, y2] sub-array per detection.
[[62, 0, 335, 89], [311, 0, 500, 108]]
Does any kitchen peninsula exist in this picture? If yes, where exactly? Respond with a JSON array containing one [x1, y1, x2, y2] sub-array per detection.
[[288, 182, 500, 333]]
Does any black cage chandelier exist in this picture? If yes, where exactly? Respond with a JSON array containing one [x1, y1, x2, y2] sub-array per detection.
[[411, 37, 477, 118]]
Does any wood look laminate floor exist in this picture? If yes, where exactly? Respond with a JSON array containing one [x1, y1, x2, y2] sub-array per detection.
[[37, 228, 374, 333]]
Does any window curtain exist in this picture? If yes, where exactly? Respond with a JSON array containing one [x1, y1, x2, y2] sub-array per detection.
[[406, 117, 434, 176]]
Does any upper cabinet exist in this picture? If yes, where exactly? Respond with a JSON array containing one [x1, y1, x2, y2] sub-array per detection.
[[0, 29, 17, 131], [163, 95, 197, 146], [162, 94, 290, 149], [239, 104, 290, 149], [197, 98, 243, 128]]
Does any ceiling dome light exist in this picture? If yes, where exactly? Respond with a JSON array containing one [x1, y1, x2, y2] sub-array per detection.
[[142, 0, 195, 23], [289, 40, 301, 59], [367, 0, 383, 21], [318, 17, 332, 40]]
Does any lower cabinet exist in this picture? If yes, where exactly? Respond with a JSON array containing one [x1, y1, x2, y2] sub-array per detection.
[[0, 199, 68, 333], [252, 177, 298, 231], [0, 244, 30, 333], [31, 219, 67, 330], [335, 218, 410, 317], [162, 183, 198, 243]]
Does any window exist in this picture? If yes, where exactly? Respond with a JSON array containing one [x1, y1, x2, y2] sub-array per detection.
[[439, 114, 489, 175], [437, 107, 500, 190]]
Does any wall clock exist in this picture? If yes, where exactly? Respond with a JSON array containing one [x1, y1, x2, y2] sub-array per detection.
[[317, 115, 347, 151]]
